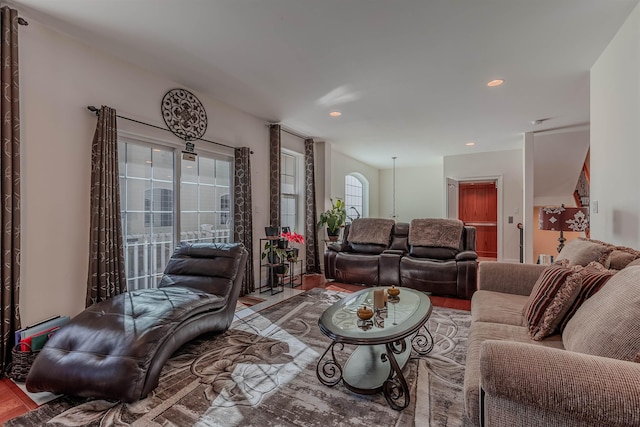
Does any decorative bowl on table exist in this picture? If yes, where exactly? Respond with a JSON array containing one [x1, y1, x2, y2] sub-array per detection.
[[357, 305, 374, 320], [387, 285, 400, 297]]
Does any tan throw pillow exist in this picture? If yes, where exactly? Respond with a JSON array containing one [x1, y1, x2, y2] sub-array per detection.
[[563, 265, 640, 362], [608, 247, 640, 270], [523, 263, 583, 341], [558, 261, 616, 333], [556, 238, 612, 266]]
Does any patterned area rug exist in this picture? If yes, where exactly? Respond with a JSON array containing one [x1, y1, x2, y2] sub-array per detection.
[[6, 289, 472, 427]]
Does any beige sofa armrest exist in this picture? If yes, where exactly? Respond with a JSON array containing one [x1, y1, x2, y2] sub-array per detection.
[[477, 262, 546, 296], [480, 340, 640, 427]]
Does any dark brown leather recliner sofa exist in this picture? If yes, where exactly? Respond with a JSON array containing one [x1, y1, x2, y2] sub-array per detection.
[[324, 218, 477, 299], [26, 242, 248, 402]]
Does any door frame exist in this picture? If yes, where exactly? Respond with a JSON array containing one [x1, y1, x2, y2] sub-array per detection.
[[444, 175, 503, 261]]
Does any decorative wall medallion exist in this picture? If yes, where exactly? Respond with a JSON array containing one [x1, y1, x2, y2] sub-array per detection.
[[161, 88, 208, 141]]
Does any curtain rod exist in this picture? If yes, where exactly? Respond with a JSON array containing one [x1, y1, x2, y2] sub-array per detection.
[[87, 106, 252, 153], [269, 123, 310, 140]]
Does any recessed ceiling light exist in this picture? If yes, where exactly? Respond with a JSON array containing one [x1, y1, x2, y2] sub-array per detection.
[[329, 111, 342, 117], [466, 141, 476, 146], [487, 79, 504, 87]]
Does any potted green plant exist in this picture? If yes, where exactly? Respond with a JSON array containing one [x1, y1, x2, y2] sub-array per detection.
[[261, 239, 289, 284], [317, 198, 347, 241], [261, 239, 288, 265]]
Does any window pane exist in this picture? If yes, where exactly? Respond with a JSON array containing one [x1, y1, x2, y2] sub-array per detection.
[[199, 186, 215, 211], [180, 212, 199, 241], [281, 195, 296, 230], [182, 160, 197, 182], [345, 174, 364, 220], [280, 153, 298, 230], [120, 143, 174, 291], [181, 182, 198, 211], [282, 175, 295, 194], [282, 154, 295, 175], [126, 144, 151, 178], [181, 154, 232, 245], [199, 157, 215, 185], [152, 149, 173, 181], [216, 160, 230, 187]]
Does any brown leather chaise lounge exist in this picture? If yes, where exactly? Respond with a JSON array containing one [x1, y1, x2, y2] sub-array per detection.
[[26, 242, 248, 403]]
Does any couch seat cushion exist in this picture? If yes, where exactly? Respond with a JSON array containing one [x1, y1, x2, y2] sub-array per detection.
[[563, 265, 640, 362], [471, 290, 528, 327], [464, 322, 564, 425]]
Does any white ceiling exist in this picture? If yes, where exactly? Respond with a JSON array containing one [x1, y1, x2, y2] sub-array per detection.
[[8, 0, 640, 169]]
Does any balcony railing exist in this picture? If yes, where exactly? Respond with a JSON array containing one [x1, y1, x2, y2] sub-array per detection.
[[124, 229, 231, 291]]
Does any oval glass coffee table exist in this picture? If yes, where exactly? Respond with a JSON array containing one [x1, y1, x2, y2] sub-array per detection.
[[316, 287, 433, 410]]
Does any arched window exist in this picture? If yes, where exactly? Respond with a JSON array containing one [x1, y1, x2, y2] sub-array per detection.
[[345, 174, 368, 221]]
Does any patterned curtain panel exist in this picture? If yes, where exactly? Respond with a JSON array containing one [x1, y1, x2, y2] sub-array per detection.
[[86, 106, 127, 306], [304, 139, 321, 273], [0, 6, 21, 373], [233, 147, 254, 296], [269, 124, 281, 228]]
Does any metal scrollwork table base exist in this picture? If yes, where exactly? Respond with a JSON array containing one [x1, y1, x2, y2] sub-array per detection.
[[316, 287, 433, 410]]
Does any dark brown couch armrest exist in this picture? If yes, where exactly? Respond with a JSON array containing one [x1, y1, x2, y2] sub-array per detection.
[[382, 249, 404, 256], [456, 258, 477, 299], [456, 250, 478, 261], [380, 250, 402, 286], [326, 241, 349, 252]]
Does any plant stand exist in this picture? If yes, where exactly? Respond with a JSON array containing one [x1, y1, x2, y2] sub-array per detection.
[[258, 237, 284, 295], [283, 259, 303, 288]]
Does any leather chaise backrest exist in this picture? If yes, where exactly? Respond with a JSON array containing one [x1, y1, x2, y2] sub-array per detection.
[[158, 242, 245, 297]]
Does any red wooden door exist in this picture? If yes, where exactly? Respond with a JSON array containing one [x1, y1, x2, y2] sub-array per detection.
[[458, 182, 497, 258]]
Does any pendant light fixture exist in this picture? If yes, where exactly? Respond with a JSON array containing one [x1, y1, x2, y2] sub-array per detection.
[[392, 156, 397, 219]]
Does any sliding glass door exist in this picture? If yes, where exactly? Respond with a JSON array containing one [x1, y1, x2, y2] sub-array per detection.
[[119, 138, 232, 290]]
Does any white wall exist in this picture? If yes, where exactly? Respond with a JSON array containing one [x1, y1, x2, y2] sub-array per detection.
[[533, 127, 590, 207], [379, 164, 444, 222], [590, 2, 640, 248], [444, 149, 523, 262], [324, 147, 380, 217], [20, 16, 271, 324]]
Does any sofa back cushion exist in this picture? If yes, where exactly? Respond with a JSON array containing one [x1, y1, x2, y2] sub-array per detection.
[[563, 265, 640, 362], [347, 218, 395, 245], [556, 238, 612, 266], [408, 218, 464, 249], [606, 246, 640, 270]]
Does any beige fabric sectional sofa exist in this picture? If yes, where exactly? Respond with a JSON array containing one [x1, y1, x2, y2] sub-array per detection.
[[464, 238, 640, 426]]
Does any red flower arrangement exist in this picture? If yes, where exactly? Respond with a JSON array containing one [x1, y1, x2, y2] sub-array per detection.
[[281, 231, 304, 262], [281, 231, 304, 245]]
